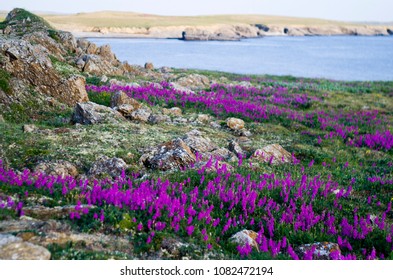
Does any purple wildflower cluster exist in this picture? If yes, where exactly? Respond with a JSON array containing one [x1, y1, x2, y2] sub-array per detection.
[[1, 157, 392, 260], [86, 82, 393, 151]]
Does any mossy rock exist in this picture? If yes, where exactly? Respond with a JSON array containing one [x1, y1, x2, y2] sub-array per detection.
[[4, 8, 53, 30]]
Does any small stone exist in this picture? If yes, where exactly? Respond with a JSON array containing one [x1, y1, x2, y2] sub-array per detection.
[[228, 140, 246, 158], [23, 124, 38, 133], [207, 147, 237, 162], [23, 205, 95, 220], [0, 234, 22, 247], [88, 156, 128, 178], [163, 107, 182, 116], [232, 129, 252, 137], [160, 67, 172, 73], [100, 75, 108, 83], [176, 74, 210, 89], [0, 242, 51, 260], [252, 144, 292, 164], [295, 242, 341, 260], [226, 118, 245, 130], [140, 138, 196, 171], [46, 97, 56, 107], [126, 82, 140, 88], [0, 217, 70, 234], [172, 117, 188, 124], [182, 129, 218, 155], [238, 136, 252, 145], [229, 230, 259, 251], [197, 114, 210, 123], [161, 237, 189, 258], [210, 121, 221, 129], [148, 114, 171, 124], [130, 107, 152, 122], [17, 232, 36, 242], [0, 234, 51, 260], [76, 58, 85, 68], [333, 189, 341, 195], [170, 82, 195, 94], [110, 91, 141, 109], [34, 160, 78, 178], [109, 79, 123, 86], [116, 104, 136, 116], [144, 62, 154, 70]]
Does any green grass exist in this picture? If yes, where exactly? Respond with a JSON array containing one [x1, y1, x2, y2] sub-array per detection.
[[87, 90, 112, 107]]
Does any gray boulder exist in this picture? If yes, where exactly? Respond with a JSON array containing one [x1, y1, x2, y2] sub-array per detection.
[[88, 156, 128, 178], [148, 114, 171, 124], [228, 140, 247, 158], [110, 90, 141, 109], [295, 242, 341, 260], [72, 102, 125, 125], [182, 129, 218, 155], [34, 160, 78, 178], [140, 138, 196, 171], [129, 107, 152, 122]]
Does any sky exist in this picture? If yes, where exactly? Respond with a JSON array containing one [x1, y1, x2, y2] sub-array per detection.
[[0, 0, 392, 22]]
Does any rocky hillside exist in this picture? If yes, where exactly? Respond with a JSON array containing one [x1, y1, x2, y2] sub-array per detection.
[[0, 8, 145, 118], [0, 9, 393, 260]]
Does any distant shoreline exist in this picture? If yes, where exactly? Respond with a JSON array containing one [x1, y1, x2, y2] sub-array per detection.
[[38, 11, 393, 41], [72, 24, 393, 41]]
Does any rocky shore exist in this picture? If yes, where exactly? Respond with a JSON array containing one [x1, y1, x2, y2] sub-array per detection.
[[68, 23, 393, 41]]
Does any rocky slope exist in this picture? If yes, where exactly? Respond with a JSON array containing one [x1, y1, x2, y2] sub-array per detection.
[[0, 8, 143, 115]]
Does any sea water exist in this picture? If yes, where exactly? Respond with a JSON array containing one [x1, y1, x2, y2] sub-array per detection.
[[88, 36, 393, 81]]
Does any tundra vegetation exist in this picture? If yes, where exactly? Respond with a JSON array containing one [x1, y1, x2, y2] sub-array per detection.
[[0, 9, 392, 260]]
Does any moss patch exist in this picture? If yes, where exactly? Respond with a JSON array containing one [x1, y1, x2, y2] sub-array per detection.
[[0, 68, 12, 94]]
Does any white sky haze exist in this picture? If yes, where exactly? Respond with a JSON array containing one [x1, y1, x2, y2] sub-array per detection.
[[0, 0, 392, 22]]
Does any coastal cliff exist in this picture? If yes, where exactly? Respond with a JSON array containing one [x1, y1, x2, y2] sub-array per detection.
[[63, 23, 393, 40]]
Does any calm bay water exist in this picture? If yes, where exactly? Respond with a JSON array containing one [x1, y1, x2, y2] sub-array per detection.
[[88, 36, 393, 81]]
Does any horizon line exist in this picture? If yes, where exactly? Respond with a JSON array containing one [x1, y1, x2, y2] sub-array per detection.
[[1, 8, 392, 25]]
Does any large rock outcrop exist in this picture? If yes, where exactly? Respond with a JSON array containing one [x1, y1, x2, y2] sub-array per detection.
[[0, 9, 89, 110], [0, 8, 136, 114], [0, 37, 89, 107]]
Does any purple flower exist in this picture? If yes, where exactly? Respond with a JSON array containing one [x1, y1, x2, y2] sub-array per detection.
[[186, 225, 195, 236]]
